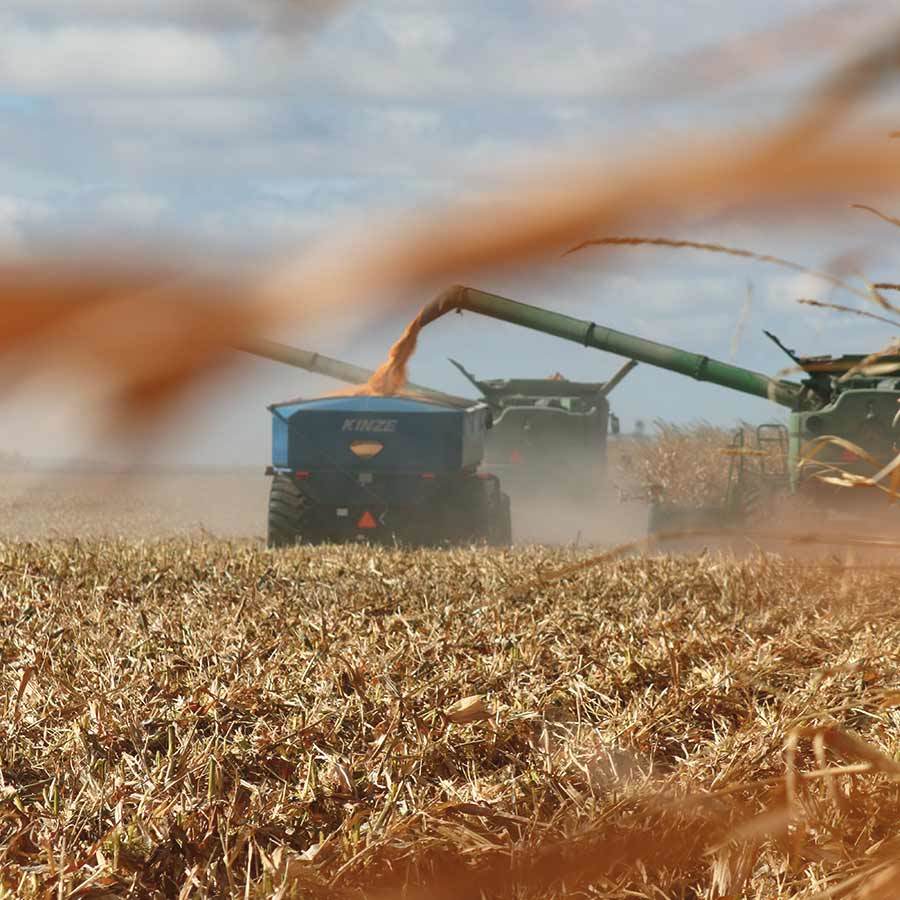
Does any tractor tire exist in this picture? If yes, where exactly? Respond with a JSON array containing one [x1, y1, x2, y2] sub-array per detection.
[[448, 477, 488, 545], [488, 492, 512, 546], [267, 475, 314, 548], [471, 477, 511, 546]]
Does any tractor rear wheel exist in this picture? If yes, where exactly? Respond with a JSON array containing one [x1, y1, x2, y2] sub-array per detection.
[[469, 477, 511, 546], [267, 475, 314, 548], [488, 491, 512, 546]]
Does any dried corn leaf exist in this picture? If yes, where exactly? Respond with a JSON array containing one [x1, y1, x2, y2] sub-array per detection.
[[444, 695, 491, 725]]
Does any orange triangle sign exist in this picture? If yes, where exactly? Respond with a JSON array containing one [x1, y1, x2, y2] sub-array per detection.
[[357, 511, 377, 529]]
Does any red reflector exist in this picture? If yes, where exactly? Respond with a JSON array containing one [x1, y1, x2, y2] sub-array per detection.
[[840, 450, 858, 462], [420, 472, 435, 480], [510, 450, 523, 464], [357, 511, 377, 529], [295, 471, 311, 479]]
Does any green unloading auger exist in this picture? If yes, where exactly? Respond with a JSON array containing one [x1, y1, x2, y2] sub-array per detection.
[[235, 336, 473, 407], [420, 286, 815, 411]]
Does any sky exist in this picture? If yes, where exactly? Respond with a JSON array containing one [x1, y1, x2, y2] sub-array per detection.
[[1, 0, 899, 465]]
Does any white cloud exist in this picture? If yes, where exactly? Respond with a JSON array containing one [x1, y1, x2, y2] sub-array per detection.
[[85, 97, 276, 135], [549, 105, 590, 124], [0, 2, 657, 104], [0, 1, 344, 30], [363, 106, 441, 141], [257, 175, 364, 202], [0, 195, 50, 258], [531, 0, 598, 10], [103, 134, 327, 175], [0, 197, 28, 258], [194, 200, 371, 254], [374, 10, 455, 52], [4, 1, 241, 19], [765, 272, 838, 313], [0, 25, 231, 92], [296, 45, 463, 98], [98, 191, 169, 226], [488, 42, 647, 98]]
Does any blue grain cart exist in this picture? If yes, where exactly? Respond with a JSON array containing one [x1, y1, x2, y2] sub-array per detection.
[[266, 395, 511, 547]]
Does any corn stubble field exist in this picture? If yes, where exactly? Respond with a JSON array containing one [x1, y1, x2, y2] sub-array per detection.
[[1, 451, 899, 899]]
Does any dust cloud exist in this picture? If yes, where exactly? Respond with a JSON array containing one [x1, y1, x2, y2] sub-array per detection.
[[0, 468, 268, 541], [0, 463, 651, 548], [510, 488, 649, 547]]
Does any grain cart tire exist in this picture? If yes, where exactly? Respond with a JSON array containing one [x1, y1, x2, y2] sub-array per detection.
[[488, 491, 512, 546], [473, 476, 510, 546], [267, 475, 314, 548], [450, 477, 489, 544]]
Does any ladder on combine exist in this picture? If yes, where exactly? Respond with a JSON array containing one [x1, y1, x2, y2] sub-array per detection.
[[725, 423, 789, 521]]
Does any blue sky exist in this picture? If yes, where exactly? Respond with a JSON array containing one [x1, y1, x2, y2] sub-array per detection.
[[0, 0, 898, 463]]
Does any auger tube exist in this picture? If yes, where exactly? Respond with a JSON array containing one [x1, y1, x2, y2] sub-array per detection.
[[236, 336, 473, 407], [599, 359, 638, 397], [422, 286, 814, 411]]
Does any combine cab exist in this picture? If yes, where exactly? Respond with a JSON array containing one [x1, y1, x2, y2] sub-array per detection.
[[265, 395, 511, 547], [447, 360, 635, 501]]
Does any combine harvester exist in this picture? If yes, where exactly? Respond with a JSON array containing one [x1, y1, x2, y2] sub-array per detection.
[[445, 359, 635, 502], [412, 286, 900, 539]]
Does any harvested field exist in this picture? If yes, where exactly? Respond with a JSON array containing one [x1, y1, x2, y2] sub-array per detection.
[[1, 540, 899, 898]]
